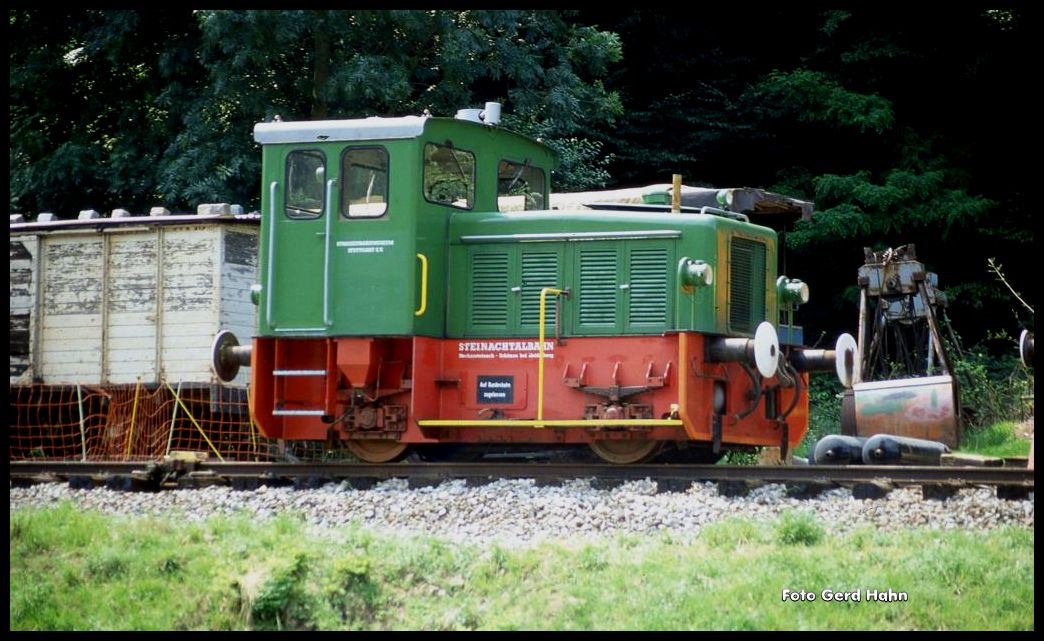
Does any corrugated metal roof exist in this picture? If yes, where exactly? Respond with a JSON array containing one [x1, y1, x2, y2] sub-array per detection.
[[548, 184, 813, 220], [9, 212, 260, 234]]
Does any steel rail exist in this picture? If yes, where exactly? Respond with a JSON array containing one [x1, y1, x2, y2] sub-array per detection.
[[9, 461, 1033, 487]]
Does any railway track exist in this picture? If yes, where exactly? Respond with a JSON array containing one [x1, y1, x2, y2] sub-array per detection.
[[9, 460, 1034, 500]]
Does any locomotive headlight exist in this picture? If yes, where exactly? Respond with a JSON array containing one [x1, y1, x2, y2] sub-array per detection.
[[715, 188, 734, 208], [678, 257, 713, 292], [777, 276, 809, 306], [250, 283, 262, 306]]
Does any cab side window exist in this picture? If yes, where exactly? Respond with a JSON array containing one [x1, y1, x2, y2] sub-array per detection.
[[423, 143, 475, 210], [285, 150, 325, 219], [341, 147, 389, 218], [498, 159, 546, 211]]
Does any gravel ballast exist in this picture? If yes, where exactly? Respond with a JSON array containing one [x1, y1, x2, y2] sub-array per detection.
[[10, 479, 1033, 546]]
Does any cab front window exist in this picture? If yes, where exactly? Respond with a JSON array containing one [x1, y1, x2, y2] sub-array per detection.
[[497, 159, 546, 211], [341, 147, 389, 218], [423, 143, 475, 210]]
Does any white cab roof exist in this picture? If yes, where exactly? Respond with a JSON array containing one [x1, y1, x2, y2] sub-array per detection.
[[253, 116, 429, 144]]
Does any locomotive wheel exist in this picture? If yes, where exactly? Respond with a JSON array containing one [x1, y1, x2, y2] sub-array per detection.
[[346, 439, 409, 463], [589, 439, 663, 465]]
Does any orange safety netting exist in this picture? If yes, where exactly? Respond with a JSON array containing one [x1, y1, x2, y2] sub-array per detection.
[[9, 383, 279, 462]]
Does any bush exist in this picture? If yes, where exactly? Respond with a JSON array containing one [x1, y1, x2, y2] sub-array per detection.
[[325, 553, 381, 626], [242, 552, 314, 630], [720, 449, 760, 465], [796, 373, 844, 458], [776, 511, 824, 546], [949, 332, 1032, 429]]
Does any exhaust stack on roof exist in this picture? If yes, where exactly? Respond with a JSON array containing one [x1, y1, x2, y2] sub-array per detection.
[[455, 102, 502, 126]]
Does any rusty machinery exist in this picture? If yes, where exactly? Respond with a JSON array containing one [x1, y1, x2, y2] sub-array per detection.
[[841, 245, 962, 447]]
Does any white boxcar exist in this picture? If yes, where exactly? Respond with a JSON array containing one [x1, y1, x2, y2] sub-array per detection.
[[9, 210, 259, 387]]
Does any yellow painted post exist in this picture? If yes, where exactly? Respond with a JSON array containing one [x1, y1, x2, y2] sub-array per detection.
[[76, 384, 87, 461], [672, 174, 682, 213], [124, 380, 141, 460], [247, 383, 260, 461], [166, 380, 182, 457], [537, 287, 566, 427]]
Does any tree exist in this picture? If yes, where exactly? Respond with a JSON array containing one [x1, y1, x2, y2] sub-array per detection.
[[156, 10, 624, 208], [10, 10, 624, 215], [755, 10, 1034, 344], [10, 10, 203, 216], [589, 8, 1032, 346]]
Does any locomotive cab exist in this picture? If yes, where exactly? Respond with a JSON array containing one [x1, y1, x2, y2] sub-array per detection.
[[253, 113, 555, 338]]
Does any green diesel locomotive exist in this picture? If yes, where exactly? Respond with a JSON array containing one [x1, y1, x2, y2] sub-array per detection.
[[213, 104, 854, 463]]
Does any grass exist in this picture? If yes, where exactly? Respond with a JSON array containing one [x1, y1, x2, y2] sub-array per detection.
[[10, 503, 1034, 630], [957, 421, 1031, 458]]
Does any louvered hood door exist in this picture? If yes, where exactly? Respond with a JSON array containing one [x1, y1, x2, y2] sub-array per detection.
[[466, 249, 561, 336], [575, 241, 671, 335]]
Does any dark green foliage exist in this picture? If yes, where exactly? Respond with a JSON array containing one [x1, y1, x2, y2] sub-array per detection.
[[325, 554, 382, 626], [10, 10, 204, 215], [797, 373, 845, 459], [949, 333, 1033, 430], [719, 450, 759, 466], [11, 10, 622, 215], [588, 8, 1032, 350], [247, 552, 315, 630], [788, 167, 995, 250], [536, 137, 613, 192], [743, 69, 894, 135]]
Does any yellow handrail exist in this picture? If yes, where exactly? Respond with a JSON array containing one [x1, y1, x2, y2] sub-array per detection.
[[537, 287, 567, 427], [414, 253, 428, 316], [418, 418, 683, 427]]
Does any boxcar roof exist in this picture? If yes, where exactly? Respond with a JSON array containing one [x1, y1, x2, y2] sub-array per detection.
[[10, 212, 260, 235]]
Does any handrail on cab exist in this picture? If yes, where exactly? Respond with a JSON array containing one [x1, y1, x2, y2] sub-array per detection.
[[414, 253, 429, 317], [265, 181, 278, 328]]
